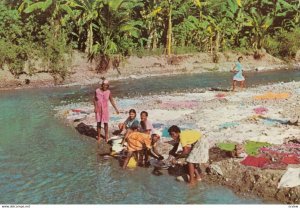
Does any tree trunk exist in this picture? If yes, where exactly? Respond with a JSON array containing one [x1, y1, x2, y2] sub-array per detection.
[[210, 35, 213, 54], [215, 31, 220, 53], [86, 23, 93, 54], [147, 27, 153, 50], [152, 0, 158, 49], [152, 27, 158, 49], [166, 0, 172, 56]]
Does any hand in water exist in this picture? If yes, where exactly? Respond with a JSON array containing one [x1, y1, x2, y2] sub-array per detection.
[[158, 155, 164, 161]]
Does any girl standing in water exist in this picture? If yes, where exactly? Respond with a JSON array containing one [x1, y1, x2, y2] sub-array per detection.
[[231, 56, 246, 91], [94, 79, 119, 142]]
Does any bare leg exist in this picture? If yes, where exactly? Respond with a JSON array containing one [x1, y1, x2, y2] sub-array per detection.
[[188, 163, 196, 184], [104, 123, 109, 143], [194, 168, 201, 181], [122, 151, 133, 169], [241, 80, 245, 89], [97, 122, 101, 141], [118, 123, 123, 130], [232, 80, 237, 91], [118, 123, 125, 134], [144, 149, 149, 167], [138, 150, 144, 166], [121, 129, 132, 145]]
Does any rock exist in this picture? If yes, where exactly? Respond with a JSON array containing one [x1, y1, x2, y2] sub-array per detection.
[[75, 122, 97, 138], [255, 66, 266, 71], [129, 75, 138, 79], [176, 175, 187, 182], [97, 140, 112, 155], [210, 164, 224, 176]]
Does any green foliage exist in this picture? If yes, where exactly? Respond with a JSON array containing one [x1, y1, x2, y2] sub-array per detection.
[[0, 1, 71, 81], [1, 0, 300, 80], [0, 2, 29, 76], [38, 25, 71, 82], [265, 27, 300, 60]]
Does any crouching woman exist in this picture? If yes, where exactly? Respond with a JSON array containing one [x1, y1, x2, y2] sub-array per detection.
[[168, 125, 209, 184], [122, 126, 162, 169]]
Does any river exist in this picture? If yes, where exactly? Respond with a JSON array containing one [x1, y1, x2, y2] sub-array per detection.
[[1, 69, 299, 204]]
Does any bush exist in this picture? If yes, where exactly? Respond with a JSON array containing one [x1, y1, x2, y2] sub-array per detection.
[[265, 28, 300, 60], [0, 2, 27, 77], [0, 2, 71, 82], [38, 26, 71, 83]]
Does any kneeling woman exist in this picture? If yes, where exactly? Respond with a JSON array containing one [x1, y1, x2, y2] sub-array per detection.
[[168, 125, 209, 184], [122, 126, 162, 169]]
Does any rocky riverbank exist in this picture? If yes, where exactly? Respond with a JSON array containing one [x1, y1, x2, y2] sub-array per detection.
[[55, 80, 300, 204], [2, 50, 299, 90]]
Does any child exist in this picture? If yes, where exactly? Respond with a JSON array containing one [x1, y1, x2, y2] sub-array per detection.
[[139, 111, 154, 134], [120, 109, 139, 145], [168, 125, 209, 184], [122, 126, 162, 169], [118, 109, 139, 134], [231, 56, 246, 91], [94, 79, 119, 143], [138, 111, 154, 165]]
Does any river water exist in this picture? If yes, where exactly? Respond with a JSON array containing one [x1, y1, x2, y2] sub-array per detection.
[[0, 69, 299, 204]]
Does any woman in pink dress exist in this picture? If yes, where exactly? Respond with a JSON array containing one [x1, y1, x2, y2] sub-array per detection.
[[94, 79, 119, 142]]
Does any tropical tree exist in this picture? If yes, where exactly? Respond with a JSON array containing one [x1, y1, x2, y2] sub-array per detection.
[[19, 0, 74, 37], [89, 0, 143, 71], [140, 0, 163, 50], [69, 0, 102, 54]]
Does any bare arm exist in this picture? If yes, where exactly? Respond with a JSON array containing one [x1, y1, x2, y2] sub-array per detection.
[[169, 142, 179, 157], [121, 129, 132, 145], [151, 146, 163, 159], [231, 64, 237, 73], [175, 146, 191, 159], [94, 92, 98, 112], [122, 151, 133, 169], [144, 129, 151, 135], [109, 93, 119, 114]]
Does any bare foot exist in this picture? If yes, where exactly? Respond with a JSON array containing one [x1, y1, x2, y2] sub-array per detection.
[[188, 179, 197, 186]]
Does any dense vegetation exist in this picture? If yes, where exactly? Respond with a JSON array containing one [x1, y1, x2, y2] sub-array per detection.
[[1, 0, 299, 80]]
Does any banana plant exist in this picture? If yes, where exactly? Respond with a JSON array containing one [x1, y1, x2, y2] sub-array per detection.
[[19, 0, 74, 37], [140, 0, 163, 49], [244, 4, 274, 50], [69, 0, 103, 54], [88, 0, 143, 71]]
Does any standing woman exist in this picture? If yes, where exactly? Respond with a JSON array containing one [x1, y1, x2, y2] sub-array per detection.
[[94, 79, 119, 142], [231, 56, 246, 91]]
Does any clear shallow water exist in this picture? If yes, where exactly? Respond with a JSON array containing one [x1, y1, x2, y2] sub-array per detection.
[[1, 69, 299, 204], [62, 69, 300, 101]]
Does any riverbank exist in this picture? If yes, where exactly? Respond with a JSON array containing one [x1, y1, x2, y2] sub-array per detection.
[[55, 80, 300, 203], [1, 51, 299, 91]]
